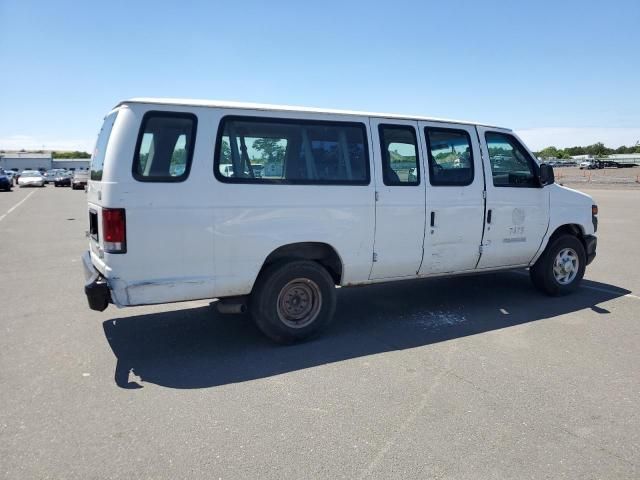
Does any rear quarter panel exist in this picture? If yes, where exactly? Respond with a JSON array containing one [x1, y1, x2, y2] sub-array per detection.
[[89, 104, 375, 305]]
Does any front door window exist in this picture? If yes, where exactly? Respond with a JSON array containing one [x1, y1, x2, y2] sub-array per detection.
[[485, 132, 538, 188]]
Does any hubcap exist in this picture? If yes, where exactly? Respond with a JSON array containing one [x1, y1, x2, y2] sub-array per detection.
[[277, 278, 322, 329], [553, 248, 579, 285]]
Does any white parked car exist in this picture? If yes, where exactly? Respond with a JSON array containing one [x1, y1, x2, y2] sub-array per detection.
[[579, 161, 594, 170], [82, 98, 598, 343], [18, 171, 45, 187]]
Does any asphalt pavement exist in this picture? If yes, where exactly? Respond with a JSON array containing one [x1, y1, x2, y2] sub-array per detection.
[[1, 184, 638, 479]]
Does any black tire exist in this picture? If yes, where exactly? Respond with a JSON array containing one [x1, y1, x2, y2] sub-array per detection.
[[250, 260, 337, 344], [530, 234, 586, 296]]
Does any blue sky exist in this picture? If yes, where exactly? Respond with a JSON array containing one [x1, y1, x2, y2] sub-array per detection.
[[1, 0, 638, 152]]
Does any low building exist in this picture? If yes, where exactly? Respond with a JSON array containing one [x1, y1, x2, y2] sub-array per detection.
[[571, 153, 640, 160], [0, 152, 53, 171], [52, 158, 90, 170], [608, 154, 640, 161], [0, 153, 90, 171]]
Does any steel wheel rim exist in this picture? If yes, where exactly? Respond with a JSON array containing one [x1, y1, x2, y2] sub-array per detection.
[[553, 247, 579, 285], [277, 278, 322, 329]]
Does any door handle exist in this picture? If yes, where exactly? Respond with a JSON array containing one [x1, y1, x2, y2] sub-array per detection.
[[487, 209, 492, 224], [430, 211, 435, 227]]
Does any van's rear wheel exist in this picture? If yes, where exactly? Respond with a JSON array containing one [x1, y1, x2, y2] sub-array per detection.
[[530, 234, 586, 295], [250, 260, 336, 343]]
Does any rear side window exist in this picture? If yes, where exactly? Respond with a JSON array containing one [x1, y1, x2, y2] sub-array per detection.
[[379, 125, 419, 186], [215, 117, 369, 185], [425, 128, 474, 186], [91, 111, 118, 181], [133, 112, 197, 182]]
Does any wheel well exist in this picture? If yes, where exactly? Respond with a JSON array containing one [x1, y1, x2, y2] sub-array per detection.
[[548, 224, 586, 248], [260, 242, 343, 285]]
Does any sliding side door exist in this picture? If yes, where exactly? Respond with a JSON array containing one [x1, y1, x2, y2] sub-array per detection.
[[418, 122, 485, 275], [369, 118, 426, 279]]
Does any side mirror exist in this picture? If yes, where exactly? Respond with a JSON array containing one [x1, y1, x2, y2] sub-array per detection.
[[539, 163, 555, 186]]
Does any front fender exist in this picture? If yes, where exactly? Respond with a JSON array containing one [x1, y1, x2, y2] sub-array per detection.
[[529, 184, 595, 265]]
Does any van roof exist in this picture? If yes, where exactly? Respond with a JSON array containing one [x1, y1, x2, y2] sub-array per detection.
[[118, 97, 509, 130]]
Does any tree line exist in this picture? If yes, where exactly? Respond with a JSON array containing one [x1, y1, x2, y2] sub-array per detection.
[[52, 151, 91, 159], [535, 142, 640, 159]]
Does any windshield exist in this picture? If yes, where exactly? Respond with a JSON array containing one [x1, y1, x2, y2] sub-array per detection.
[[21, 171, 41, 177]]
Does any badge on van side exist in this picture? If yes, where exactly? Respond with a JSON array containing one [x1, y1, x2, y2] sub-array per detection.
[[512, 208, 525, 225]]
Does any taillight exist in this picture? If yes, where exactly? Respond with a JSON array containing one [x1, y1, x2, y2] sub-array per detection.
[[102, 208, 127, 253]]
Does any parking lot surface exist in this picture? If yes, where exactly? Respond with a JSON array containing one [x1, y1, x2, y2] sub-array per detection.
[[1, 185, 639, 479], [554, 166, 640, 187]]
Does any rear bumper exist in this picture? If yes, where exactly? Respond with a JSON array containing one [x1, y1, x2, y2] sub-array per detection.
[[584, 235, 597, 265], [82, 251, 111, 311]]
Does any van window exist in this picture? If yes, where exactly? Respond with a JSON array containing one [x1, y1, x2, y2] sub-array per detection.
[[485, 132, 537, 187], [91, 111, 118, 181], [378, 125, 419, 186], [215, 117, 369, 185], [133, 112, 197, 182], [425, 128, 474, 186]]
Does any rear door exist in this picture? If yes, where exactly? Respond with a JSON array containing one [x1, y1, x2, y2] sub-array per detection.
[[418, 122, 485, 274], [89, 106, 217, 305], [87, 110, 119, 259], [476, 127, 549, 268], [369, 118, 426, 279]]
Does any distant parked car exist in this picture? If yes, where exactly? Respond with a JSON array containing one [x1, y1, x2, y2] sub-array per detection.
[[71, 170, 89, 190], [579, 161, 595, 170], [3, 170, 17, 185], [218, 164, 234, 177], [252, 164, 264, 178], [44, 169, 65, 184], [0, 168, 12, 191], [18, 171, 45, 187], [54, 172, 72, 187]]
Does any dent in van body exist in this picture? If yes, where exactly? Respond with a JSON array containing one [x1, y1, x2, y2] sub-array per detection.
[[106, 201, 373, 306], [125, 277, 214, 305], [209, 200, 375, 295], [88, 250, 124, 307]]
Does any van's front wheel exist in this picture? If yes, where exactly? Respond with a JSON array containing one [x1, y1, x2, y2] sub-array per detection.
[[530, 234, 586, 295], [250, 260, 336, 343]]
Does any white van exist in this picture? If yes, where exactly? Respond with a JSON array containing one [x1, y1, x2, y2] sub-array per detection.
[[83, 98, 598, 343]]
